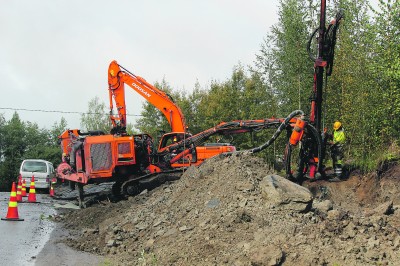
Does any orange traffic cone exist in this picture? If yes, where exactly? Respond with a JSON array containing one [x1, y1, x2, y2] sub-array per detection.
[[21, 179, 27, 197], [1, 182, 24, 221], [16, 179, 22, 202], [27, 175, 38, 203], [49, 183, 55, 197]]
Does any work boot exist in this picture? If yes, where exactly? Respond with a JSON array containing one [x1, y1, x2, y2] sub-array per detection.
[[334, 165, 343, 178], [309, 172, 324, 182]]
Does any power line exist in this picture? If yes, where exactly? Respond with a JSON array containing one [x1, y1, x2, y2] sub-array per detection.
[[0, 107, 143, 117]]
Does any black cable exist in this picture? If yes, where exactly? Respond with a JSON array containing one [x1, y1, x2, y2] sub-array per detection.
[[248, 110, 305, 153], [0, 107, 143, 117]]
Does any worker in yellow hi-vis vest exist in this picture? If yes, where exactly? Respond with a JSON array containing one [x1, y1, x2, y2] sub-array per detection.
[[329, 121, 346, 178]]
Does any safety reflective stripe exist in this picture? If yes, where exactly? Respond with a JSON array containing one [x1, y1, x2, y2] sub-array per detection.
[[9, 201, 17, 207], [30, 189, 36, 193], [10, 192, 16, 197]]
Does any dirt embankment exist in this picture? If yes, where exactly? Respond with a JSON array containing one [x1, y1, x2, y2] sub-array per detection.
[[56, 153, 400, 266]]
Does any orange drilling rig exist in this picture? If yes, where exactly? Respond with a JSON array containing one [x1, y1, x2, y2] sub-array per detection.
[[57, 61, 289, 205]]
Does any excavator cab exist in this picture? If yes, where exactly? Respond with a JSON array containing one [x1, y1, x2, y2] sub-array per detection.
[[158, 132, 197, 166], [159, 132, 191, 149]]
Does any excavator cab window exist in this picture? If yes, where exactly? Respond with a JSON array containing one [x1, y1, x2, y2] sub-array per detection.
[[159, 133, 190, 149]]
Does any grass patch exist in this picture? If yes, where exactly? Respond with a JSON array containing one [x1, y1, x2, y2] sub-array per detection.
[[138, 249, 158, 266]]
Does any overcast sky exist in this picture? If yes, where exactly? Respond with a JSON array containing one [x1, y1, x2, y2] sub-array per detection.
[[0, 0, 281, 130]]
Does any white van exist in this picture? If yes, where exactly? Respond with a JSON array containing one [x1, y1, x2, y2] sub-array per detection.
[[20, 159, 55, 191]]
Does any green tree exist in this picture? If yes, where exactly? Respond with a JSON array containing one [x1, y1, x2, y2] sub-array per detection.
[[80, 96, 111, 133], [184, 81, 208, 134], [369, 0, 400, 143], [0, 113, 67, 191], [324, 0, 387, 166], [256, 0, 312, 116], [0, 113, 26, 190]]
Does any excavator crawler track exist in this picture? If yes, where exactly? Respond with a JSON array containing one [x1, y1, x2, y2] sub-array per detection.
[[113, 169, 185, 198]]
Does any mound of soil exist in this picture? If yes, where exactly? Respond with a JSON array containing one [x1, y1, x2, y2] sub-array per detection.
[[57, 153, 400, 265]]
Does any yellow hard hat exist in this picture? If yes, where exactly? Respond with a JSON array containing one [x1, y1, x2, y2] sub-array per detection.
[[333, 121, 342, 130]]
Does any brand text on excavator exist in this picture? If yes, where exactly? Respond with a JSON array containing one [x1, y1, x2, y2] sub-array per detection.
[[133, 83, 151, 97]]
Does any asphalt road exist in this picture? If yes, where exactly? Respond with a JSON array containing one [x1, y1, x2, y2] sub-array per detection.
[[0, 191, 102, 266], [0, 192, 56, 265]]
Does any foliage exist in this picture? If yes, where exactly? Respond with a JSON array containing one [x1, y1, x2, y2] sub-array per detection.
[[368, 0, 400, 142], [138, 249, 158, 266], [0, 112, 66, 191], [80, 96, 112, 133], [255, 0, 313, 115]]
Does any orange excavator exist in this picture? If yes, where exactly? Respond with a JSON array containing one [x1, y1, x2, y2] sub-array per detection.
[[107, 60, 235, 168], [57, 61, 292, 204]]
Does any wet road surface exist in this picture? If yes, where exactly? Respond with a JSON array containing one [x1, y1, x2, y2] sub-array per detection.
[[0, 191, 102, 266], [0, 192, 55, 265]]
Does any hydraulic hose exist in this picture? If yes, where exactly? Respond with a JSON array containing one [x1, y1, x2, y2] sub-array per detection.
[[307, 28, 318, 62], [248, 110, 304, 153]]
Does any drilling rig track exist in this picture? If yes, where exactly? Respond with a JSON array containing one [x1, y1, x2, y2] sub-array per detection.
[[114, 169, 186, 198]]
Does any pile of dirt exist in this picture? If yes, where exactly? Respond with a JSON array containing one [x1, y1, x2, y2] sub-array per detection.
[[57, 153, 400, 265]]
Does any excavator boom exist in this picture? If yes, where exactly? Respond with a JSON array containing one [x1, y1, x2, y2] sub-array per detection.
[[108, 60, 186, 133]]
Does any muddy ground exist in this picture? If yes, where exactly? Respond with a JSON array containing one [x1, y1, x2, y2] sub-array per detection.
[[54, 153, 400, 266]]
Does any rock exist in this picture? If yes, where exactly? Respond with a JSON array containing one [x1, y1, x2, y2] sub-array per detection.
[[236, 181, 255, 192], [365, 201, 394, 216], [313, 199, 333, 213], [153, 219, 163, 227], [106, 239, 117, 247], [250, 245, 284, 266], [365, 249, 380, 261], [199, 219, 210, 229], [393, 236, 400, 249], [206, 198, 220, 208], [113, 226, 121, 234], [179, 225, 194, 232], [260, 174, 313, 212], [139, 189, 148, 195], [164, 228, 178, 237], [343, 221, 357, 239], [327, 209, 340, 220], [154, 229, 165, 237], [367, 236, 380, 249], [145, 238, 155, 250], [135, 222, 148, 231], [238, 198, 247, 208]]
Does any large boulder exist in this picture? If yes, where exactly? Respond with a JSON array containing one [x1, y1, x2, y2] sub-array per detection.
[[260, 174, 313, 212]]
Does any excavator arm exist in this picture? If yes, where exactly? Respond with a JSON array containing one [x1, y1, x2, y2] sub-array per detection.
[[108, 60, 186, 134]]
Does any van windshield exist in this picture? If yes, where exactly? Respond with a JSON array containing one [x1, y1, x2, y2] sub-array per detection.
[[22, 161, 47, 173]]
